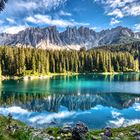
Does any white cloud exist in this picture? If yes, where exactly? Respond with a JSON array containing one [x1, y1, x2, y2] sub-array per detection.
[[6, 18, 16, 24], [0, 20, 4, 25], [134, 24, 140, 31], [92, 105, 103, 110], [26, 15, 74, 27], [0, 106, 29, 115], [0, 106, 75, 127], [26, 16, 37, 23], [0, 25, 27, 34], [108, 117, 140, 128], [90, 27, 98, 30], [0, 0, 91, 32], [26, 14, 90, 27], [124, 119, 140, 126], [124, 5, 140, 16], [108, 9, 124, 18], [59, 10, 72, 16], [29, 111, 75, 125], [40, 0, 67, 10], [15, 1, 38, 10], [110, 18, 121, 25], [105, 0, 122, 8], [133, 103, 140, 111], [7, 0, 68, 12], [105, 0, 137, 8], [95, 0, 140, 18], [109, 117, 125, 127], [111, 110, 121, 118]]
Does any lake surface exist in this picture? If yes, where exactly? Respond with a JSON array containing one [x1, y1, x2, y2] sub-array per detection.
[[0, 73, 140, 129]]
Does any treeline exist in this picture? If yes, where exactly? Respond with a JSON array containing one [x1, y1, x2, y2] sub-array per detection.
[[0, 46, 139, 76], [98, 41, 140, 57]]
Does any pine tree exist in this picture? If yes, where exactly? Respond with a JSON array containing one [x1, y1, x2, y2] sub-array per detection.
[[32, 56, 36, 74]]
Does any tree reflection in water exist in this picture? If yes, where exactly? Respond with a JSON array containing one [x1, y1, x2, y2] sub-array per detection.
[[0, 91, 140, 112]]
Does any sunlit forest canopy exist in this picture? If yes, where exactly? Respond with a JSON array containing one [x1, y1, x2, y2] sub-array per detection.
[[0, 42, 140, 76]]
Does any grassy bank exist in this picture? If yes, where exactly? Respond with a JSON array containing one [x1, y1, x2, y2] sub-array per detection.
[[0, 115, 140, 140]]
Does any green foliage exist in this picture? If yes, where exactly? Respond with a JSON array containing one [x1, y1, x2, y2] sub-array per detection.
[[0, 44, 139, 76]]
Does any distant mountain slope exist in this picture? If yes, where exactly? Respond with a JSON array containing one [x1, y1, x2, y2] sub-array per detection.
[[0, 26, 140, 50]]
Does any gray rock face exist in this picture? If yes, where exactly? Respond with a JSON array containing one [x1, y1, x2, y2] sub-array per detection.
[[0, 26, 63, 47], [135, 32, 140, 39], [0, 26, 140, 50], [60, 26, 98, 49]]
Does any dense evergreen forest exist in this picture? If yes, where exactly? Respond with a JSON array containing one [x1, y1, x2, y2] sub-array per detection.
[[0, 42, 140, 76]]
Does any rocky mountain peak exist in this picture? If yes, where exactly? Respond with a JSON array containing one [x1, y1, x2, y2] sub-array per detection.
[[0, 26, 140, 50]]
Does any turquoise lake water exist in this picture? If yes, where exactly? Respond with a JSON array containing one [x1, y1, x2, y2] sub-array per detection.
[[0, 73, 140, 129]]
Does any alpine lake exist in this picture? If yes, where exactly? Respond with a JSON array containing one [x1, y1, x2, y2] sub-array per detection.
[[0, 73, 140, 130]]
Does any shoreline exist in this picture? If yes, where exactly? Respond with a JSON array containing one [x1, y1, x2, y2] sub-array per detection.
[[0, 72, 79, 80], [0, 71, 139, 80], [1, 114, 140, 140]]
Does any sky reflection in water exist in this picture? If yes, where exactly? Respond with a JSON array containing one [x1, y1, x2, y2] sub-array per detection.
[[0, 73, 140, 129]]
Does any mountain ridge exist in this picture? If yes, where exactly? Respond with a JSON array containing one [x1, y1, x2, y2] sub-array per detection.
[[0, 26, 140, 50]]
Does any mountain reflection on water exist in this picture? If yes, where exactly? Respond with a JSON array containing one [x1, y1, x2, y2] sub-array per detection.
[[0, 74, 140, 129], [0, 91, 140, 129], [0, 91, 140, 112]]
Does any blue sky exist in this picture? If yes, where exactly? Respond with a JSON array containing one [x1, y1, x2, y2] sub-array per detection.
[[0, 0, 140, 34]]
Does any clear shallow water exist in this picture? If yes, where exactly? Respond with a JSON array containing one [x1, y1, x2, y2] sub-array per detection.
[[0, 73, 140, 129]]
